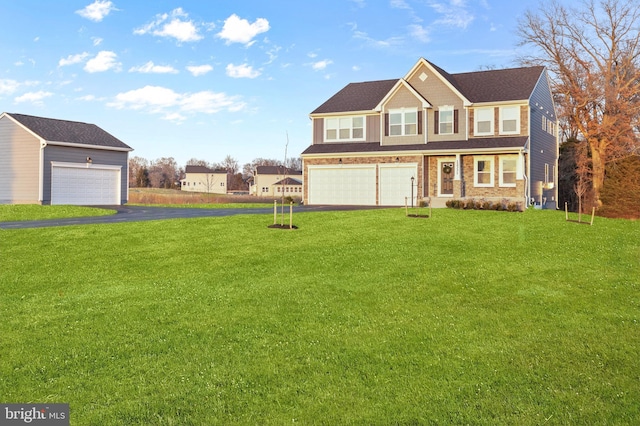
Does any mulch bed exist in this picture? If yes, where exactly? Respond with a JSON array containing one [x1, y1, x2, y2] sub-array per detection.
[[268, 224, 298, 229]]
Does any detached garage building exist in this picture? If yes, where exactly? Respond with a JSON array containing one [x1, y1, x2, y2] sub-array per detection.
[[0, 112, 133, 205]]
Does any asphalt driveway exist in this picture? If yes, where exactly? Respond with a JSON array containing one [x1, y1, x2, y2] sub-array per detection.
[[0, 204, 383, 230]]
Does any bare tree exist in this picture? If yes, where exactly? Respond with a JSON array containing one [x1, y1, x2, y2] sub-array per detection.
[[242, 158, 282, 179], [129, 156, 150, 188], [185, 158, 211, 168], [148, 157, 180, 189], [518, 0, 640, 206]]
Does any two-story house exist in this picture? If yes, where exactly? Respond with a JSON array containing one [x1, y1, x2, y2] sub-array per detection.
[[301, 58, 558, 208], [249, 166, 303, 198], [180, 165, 229, 194]]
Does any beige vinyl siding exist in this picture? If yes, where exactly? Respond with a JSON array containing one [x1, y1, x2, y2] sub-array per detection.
[[312, 115, 380, 144], [182, 172, 228, 194], [0, 116, 41, 204], [382, 85, 425, 146], [406, 63, 467, 142]]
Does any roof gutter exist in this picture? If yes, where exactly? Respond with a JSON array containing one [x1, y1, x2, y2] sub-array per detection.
[[45, 140, 133, 152]]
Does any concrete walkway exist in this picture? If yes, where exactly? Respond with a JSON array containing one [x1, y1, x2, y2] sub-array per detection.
[[0, 205, 386, 230]]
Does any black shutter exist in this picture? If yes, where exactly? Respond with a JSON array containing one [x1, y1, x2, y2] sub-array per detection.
[[418, 110, 423, 135], [454, 109, 459, 134], [434, 111, 439, 135], [384, 113, 389, 136]]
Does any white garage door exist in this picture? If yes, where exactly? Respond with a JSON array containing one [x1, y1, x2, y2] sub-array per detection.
[[51, 164, 120, 205], [379, 164, 418, 206], [308, 166, 376, 205]]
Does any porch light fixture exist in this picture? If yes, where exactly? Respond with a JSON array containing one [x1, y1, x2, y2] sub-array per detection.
[[86, 157, 92, 164], [396, 157, 400, 162], [338, 158, 342, 164]]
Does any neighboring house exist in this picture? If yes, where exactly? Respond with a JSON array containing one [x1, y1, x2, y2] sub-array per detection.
[[180, 165, 228, 194], [0, 112, 133, 205], [301, 58, 559, 208], [249, 166, 303, 197]]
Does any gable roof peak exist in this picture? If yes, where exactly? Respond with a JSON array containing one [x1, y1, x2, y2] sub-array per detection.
[[4, 112, 132, 150]]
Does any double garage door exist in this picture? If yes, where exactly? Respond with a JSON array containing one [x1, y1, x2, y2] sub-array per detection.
[[308, 164, 417, 206], [51, 163, 121, 205]]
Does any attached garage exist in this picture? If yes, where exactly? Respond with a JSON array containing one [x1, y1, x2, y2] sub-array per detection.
[[379, 163, 418, 206], [308, 165, 376, 205], [51, 162, 121, 205]]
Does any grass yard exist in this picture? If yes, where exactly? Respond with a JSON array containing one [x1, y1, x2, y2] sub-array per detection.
[[0, 205, 115, 222], [0, 208, 638, 424]]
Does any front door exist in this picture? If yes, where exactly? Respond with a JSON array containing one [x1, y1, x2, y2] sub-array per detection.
[[440, 162, 454, 195]]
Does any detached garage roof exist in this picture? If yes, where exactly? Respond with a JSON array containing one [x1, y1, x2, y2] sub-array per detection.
[[4, 112, 132, 151]]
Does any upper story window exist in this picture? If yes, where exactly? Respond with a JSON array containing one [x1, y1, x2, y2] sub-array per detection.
[[474, 107, 494, 136], [389, 108, 418, 136], [500, 106, 520, 135], [325, 116, 365, 142], [438, 106, 454, 135]]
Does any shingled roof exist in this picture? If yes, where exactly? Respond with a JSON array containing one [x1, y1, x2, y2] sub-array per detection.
[[310, 63, 545, 114], [301, 137, 529, 155], [256, 166, 302, 175], [185, 165, 227, 174], [311, 79, 399, 114], [6, 113, 132, 150]]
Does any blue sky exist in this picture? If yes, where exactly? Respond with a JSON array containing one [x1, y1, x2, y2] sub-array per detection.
[[0, 0, 567, 168]]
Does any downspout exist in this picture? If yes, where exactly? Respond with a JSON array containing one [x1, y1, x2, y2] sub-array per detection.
[[39, 140, 47, 204]]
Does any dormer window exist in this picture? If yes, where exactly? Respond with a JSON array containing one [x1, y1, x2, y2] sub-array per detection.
[[325, 116, 365, 142]]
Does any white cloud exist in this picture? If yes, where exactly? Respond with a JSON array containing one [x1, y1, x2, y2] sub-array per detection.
[[59, 52, 90, 67], [134, 8, 203, 43], [311, 59, 333, 71], [0, 79, 20, 95], [428, 0, 475, 29], [92, 37, 103, 46], [84, 51, 121, 73], [409, 24, 430, 43], [217, 14, 269, 46], [129, 61, 179, 74], [77, 94, 97, 101], [14, 91, 53, 105], [108, 85, 246, 117], [162, 112, 187, 123], [76, 0, 117, 22], [226, 63, 261, 79], [186, 64, 213, 76]]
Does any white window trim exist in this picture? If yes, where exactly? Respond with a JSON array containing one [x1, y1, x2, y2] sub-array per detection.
[[499, 156, 517, 187], [324, 116, 366, 142], [474, 156, 494, 187], [389, 108, 418, 137], [474, 107, 494, 136], [439, 105, 454, 135], [499, 106, 520, 135]]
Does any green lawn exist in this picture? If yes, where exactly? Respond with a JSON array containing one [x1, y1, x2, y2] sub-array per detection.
[[0, 205, 115, 222], [1, 208, 638, 424]]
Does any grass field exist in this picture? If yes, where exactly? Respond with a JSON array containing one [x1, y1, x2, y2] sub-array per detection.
[[1, 207, 638, 424]]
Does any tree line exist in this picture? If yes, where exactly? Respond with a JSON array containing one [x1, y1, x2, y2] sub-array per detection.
[[128, 155, 302, 191], [519, 0, 640, 218]]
